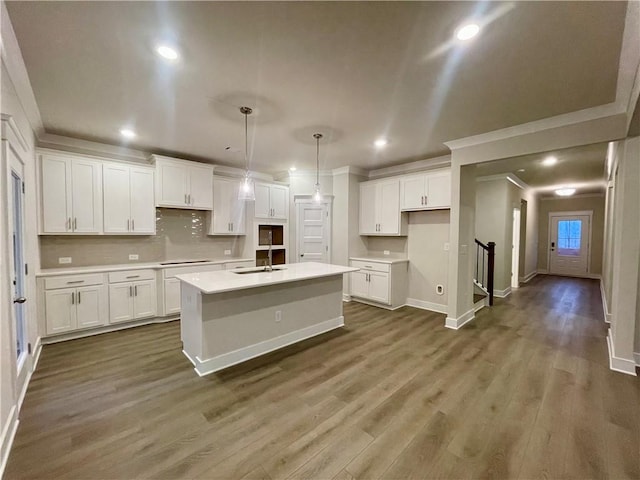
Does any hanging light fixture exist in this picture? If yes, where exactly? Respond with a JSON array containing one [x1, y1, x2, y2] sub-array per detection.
[[313, 133, 323, 203], [238, 106, 255, 201]]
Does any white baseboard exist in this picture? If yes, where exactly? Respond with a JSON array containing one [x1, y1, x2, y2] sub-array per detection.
[[350, 297, 403, 311], [537, 270, 601, 280], [445, 308, 475, 330], [635, 352, 640, 366], [0, 406, 19, 479], [473, 297, 488, 313], [342, 294, 352, 302], [519, 271, 538, 283], [600, 280, 612, 324], [494, 286, 511, 298], [606, 329, 637, 376], [405, 298, 447, 314], [32, 336, 43, 370], [537, 269, 549, 275], [190, 316, 345, 376], [42, 315, 179, 344]]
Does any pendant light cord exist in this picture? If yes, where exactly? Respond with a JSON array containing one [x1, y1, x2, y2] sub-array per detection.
[[244, 110, 248, 175], [316, 136, 320, 186]]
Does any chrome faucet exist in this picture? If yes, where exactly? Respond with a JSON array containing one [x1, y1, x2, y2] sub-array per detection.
[[266, 231, 273, 272]]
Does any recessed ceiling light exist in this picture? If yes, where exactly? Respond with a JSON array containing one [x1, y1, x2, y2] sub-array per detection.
[[555, 188, 576, 197], [156, 45, 179, 61], [542, 156, 558, 166], [374, 138, 388, 148], [120, 128, 136, 139], [517, 169, 525, 173], [289, 166, 297, 172], [456, 23, 480, 41]]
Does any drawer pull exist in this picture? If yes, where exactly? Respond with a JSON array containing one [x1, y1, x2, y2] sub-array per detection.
[[126, 275, 140, 279], [66, 280, 84, 284], [364, 265, 373, 269]]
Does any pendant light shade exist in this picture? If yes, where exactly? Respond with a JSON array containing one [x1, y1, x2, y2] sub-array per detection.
[[238, 106, 255, 201], [313, 133, 323, 203]]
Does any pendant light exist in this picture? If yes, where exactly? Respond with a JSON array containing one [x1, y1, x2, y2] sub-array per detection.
[[313, 133, 323, 203], [238, 106, 255, 201]]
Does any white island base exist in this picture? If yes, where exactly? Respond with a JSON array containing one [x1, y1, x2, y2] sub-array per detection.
[[177, 263, 357, 376]]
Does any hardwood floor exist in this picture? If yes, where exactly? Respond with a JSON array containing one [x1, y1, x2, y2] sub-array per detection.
[[5, 275, 639, 479]]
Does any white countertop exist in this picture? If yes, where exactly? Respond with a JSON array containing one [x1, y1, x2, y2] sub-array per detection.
[[36, 258, 254, 277], [176, 262, 358, 294], [350, 256, 409, 264]]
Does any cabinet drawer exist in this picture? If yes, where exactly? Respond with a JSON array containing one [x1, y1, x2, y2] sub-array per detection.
[[163, 263, 223, 279], [108, 269, 156, 284], [225, 261, 255, 270], [44, 273, 104, 290], [350, 260, 390, 273]]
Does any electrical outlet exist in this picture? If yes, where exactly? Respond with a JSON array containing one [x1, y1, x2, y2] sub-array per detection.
[[224, 250, 232, 256], [444, 243, 450, 251], [383, 250, 390, 256], [129, 254, 139, 261], [58, 257, 72, 264], [275, 310, 282, 322], [436, 285, 444, 295]]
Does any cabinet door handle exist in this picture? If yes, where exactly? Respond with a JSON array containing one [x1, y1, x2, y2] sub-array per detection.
[[78, 291, 81, 304], [73, 217, 77, 230], [66, 280, 84, 284], [131, 219, 135, 231], [127, 219, 130, 231], [231, 222, 233, 231], [134, 285, 137, 296], [67, 217, 71, 231], [129, 286, 133, 297], [126, 275, 140, 279], [188, 194, 192, 205], [71, 292, 75, 305]]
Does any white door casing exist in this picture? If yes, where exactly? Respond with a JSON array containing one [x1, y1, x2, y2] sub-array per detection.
[[511, 208, 521, 289], [296, 202, 330, 263], [548, 211, 592, 277]]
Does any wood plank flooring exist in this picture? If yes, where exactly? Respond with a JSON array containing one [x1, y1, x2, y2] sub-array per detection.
[[5, 275, 639, 479]]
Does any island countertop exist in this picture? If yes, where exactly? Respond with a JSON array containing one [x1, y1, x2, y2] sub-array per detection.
[[176, 262, 358, 295]]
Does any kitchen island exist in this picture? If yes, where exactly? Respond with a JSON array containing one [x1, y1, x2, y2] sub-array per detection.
[[176, 262, 358, 376]]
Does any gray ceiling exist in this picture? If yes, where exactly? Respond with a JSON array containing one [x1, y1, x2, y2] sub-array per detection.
[[6, 1, 627, 174]]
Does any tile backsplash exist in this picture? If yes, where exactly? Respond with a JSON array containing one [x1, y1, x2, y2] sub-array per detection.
[[39, 209, 246, 268]]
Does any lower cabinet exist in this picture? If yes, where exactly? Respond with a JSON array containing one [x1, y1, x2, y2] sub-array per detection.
[[108, 270, 157, 323], [349, 259, 408, 309], [164, 278, 181, 315], [44, 275, 108, 335]]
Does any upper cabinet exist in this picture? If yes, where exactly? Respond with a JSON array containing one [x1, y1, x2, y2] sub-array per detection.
[[103, 163, 155, 234], [359, 178, 407, 236], [400, 170, 451, 211], [209, 176, 246, 235], [255, 183, 288, 220], [152, 155, 213, 210], [40, 152, 103, 234]]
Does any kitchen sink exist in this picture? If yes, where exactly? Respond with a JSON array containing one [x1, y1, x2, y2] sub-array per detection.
[[232, 266, 287, 274]]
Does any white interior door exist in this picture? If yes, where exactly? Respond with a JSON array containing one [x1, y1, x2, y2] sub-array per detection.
[[297, 203, 329, 263], [549, 214, 591, 276], [511, 208, 520, 289]]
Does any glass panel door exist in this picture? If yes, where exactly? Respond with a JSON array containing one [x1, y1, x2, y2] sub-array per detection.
[[11, 170, 26, 361]]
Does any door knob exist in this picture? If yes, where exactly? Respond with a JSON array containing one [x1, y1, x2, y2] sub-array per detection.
[[300, 254, 304, 257], [13, 297, 26, 304]]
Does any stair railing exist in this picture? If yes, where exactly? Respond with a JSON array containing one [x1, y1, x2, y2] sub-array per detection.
[[474, 239, 495, 306]]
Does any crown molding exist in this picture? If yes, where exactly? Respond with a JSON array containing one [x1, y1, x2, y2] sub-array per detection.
[[331, 166, 368, 176], [38, 132, 148, 163], [368, 155, 451, 179]]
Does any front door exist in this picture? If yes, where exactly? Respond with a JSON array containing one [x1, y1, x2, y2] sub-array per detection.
[[297, 202, 329, 263], [549, 214, 590, 276]]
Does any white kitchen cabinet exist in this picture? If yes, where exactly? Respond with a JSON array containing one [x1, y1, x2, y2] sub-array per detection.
[[108, 270, 157, 323], [209, 177, 246, 235], [103, 163, 155, 234], [400, 170, 451, 211], [160, 263, 224, 316], [153, 156, 213, 210], [349, 259, 408, 309], [40, 153, 103, 234], [359, 178, 406, 236], [43, 275, 107, 335], [255, 183, 288, 220], [163, 278, 181, 315]]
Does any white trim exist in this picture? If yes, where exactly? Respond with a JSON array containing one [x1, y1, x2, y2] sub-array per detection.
[[294, 197, 333, 264], [182, 349, 198, 367], [600, 280, 612, 324], [634, 352, 640, 367], [606, 329, 637, 376], [350, 297, 404, 311], [368, 155, 451, 179], [445, 308, 475, 330], [519, 270, 538, 284], [405, 298, 448, 314], [0, 406, 19, 480], [547, 210, 593, 277], [42, 316, 179, 344], [332, 166, 368, 177], [473, 297, 488, 313], [287, 169, 334, 178], [342, 294, 352, 302], [32, 336, 43, 370], [535, 270, 601, 280], [476, 173, 530, 191], [190, 316, 344, 376], [494, 286, 512, 298]]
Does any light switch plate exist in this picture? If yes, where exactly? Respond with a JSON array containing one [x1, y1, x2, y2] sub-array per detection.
[[444, 243, 450, 251], [224, 250, 231, 256], [58, 257, 72, 264], [129, 254, 139, 260], [383, 250, 390, 256]]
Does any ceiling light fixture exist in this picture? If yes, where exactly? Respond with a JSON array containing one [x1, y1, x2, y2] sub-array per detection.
[[313, 133, 323, 203], [542, 156, 558, 166], [555, 188, 576, 197], [455, 23, 480, 41], [374, 138, 388, 148], [238, 106, 255, 201], [120, 128, 136, 139], [156, 45, 179, 61], [517, 169, 525, 173], [289, 166, 297, 172]]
